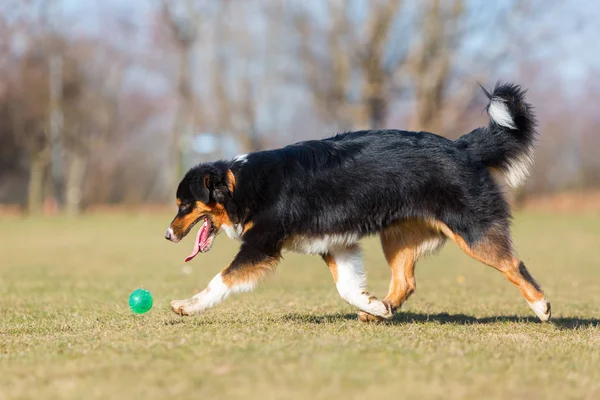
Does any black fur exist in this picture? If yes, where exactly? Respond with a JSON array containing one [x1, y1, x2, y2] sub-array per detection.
[[456, 82, 537, 174], [175, 83, 536, 258]]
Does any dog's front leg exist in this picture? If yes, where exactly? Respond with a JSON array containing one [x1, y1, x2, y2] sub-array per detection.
[[171, 244, 280, 316]]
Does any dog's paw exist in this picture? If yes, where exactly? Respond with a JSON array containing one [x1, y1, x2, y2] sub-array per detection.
[[357, 311, 385, 323], [354, 295, 393, 320], [528, 298, 551, 322], [170, 299, 197, 316], [358, 301, 395, 323]]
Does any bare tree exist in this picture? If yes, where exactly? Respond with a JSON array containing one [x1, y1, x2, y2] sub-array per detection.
[[295, 0, 407, 130], [161, 0, 202, 187], [11, 52, 52, 215], [61, 43, 127, 215], [0, 1, 53, 214], [357, 0, 404, 129], [408, 0, 463, 133]]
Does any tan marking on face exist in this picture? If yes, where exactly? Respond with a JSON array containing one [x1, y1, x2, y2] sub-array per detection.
[[226, 169, 236, 194], [208, 203, 233, 232], [176, 198, 182, 207], [169, 201, 213, 238]]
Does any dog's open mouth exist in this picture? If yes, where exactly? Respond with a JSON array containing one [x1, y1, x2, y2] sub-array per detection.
[[184, 216, 214, 262]]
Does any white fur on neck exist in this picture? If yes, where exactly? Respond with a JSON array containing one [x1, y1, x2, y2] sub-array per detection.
[[220, 223, 244, 241], [233, 153, 248, 164]]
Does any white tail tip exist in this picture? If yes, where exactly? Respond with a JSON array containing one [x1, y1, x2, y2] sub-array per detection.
[[489, 98, 517, 130]]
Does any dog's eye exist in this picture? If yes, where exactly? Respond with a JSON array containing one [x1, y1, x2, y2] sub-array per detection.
[[179, 203, 191, 212]]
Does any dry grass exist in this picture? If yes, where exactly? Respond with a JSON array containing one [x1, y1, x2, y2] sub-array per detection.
[[1, 212, 599, 399]]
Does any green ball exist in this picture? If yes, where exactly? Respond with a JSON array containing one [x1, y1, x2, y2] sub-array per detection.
[[129, 289, 153, 314]]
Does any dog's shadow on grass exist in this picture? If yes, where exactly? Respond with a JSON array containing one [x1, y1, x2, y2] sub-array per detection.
[[281, 312, 600, 329]]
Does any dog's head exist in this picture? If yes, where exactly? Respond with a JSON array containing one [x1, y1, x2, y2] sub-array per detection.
[[165, 163, 237, 262]]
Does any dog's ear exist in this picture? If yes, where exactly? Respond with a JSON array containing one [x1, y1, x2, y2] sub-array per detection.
[[209, 173, 229, 204], [195, 167, 239, 223], [189, 174, 211, 204], [213, 175, 239, 224], [190, 168, 230, 205]]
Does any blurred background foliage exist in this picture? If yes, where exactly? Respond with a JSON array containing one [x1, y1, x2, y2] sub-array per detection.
[[0, 0, 598, 215]]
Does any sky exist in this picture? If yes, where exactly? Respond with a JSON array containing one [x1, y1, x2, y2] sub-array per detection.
[[3, 0, 593, 120], [53, 0, 600, 93]]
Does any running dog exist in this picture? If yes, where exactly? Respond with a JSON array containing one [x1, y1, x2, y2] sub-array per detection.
[[165, 82, 551, 322]]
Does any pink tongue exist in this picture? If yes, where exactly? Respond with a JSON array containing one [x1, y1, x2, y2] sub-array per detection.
[[184, 220, 209, 262]]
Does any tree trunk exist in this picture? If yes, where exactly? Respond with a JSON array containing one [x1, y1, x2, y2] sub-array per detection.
[[48, 54, 64, 209], [64, 152, 86, 217], [368, 94, 387, 129], [27, 151, 49, 215], [171, 44, 193, 190]]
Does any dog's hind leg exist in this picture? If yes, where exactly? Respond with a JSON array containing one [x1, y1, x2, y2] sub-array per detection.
[[171, 243, 280, 316], [358, 220, 446, 322], [441, 223, 551, 322], [322, 245, 393, 321]]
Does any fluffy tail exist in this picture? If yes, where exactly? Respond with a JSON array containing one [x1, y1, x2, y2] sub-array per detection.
[[456, 82, 537, 188]]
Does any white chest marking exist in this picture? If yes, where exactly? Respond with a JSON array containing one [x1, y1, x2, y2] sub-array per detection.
[[220, 223, 244, 241]]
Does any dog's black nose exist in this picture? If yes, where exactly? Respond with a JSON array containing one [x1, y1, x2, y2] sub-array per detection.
[[165, 229, 172, 241]]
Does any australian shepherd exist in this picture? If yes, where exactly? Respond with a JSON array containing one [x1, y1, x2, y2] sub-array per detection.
[[165, 82, 551, 322]]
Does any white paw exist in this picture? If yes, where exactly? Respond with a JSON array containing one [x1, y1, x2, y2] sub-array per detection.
[[363, 297, 394, 319], [528, 298, 551, 322], [170, 298, 199, 316]]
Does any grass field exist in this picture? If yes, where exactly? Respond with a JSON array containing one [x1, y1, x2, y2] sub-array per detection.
[[1, 212, 600, 399]]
